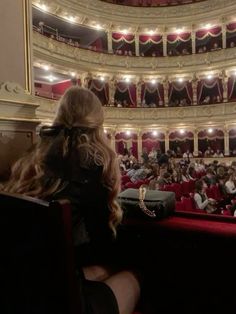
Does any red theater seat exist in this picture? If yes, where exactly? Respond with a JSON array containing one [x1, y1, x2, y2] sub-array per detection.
[[1, 191, 80, 314]]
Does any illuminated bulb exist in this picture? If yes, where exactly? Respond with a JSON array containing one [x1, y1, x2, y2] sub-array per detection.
[[204, 24, 211, 29], [178, 78, 183, 83], [48, 75, 55, 82], [176, 28, 183, 34], [125, 77, 130, 83], [96, 24, 102, 30], [122, 29, 128, 34], [104, 129, 107, 134], [68, 16, 75, 22], [43, 65, 49, 71], [100, 77, 105, 81], [151, 79, 156, 84], [149, 30, 154, 35], [152, 130, 158, 136], [71, 72, 76, 77], [208, 128, 213, 133], [39, 4, 48, 11], [126, 130, 131, 136], [180, 129, 185, 134], [207, 74, 212, 80]]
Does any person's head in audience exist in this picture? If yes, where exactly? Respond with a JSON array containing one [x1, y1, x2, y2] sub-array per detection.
[[217, 166, 225, 178], [3, 87, 122, 233], [203, 168, 215, 187], [228, 167, 235, 176], [162, 172, 172, 184], [206, 168, 215, 178], [230, 41, 235, 48], [195, 179, 207, 194], [188, 166, 196, 179], [231, 160, 236, 170]]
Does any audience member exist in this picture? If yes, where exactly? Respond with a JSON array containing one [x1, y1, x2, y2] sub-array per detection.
[[202, 168, 216, 187], [194, 179, 217, 213], [183, 149, 193, 159], [225, 173, 236, 195], [213, 149, 224, 157], [2, 87, 140, 314], [204, 146, 213, 157]]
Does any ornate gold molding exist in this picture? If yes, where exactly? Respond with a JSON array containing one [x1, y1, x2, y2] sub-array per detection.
[[32, 0, 236, 31], [0, 82, 39, 122], [33, 32, 236, 76], [35, 96, 236, 131], [23, 0, 33, 94]]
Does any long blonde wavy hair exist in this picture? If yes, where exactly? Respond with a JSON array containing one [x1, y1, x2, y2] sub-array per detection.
[[3, 87, 122, 234]]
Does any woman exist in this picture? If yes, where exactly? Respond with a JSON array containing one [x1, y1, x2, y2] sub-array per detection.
[[225, 173, 236, 195], [2, 87, 140, 314], [194, 179, 217, 214]]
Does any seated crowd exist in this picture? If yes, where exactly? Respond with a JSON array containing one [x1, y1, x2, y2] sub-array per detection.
[[119, 147, 236, 217]]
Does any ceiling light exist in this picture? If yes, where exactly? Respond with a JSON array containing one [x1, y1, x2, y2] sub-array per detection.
[[104, 129, 107, 134], [122, 29, 128, 34], [176, 28, 183, 34], [71, 72, 76, 77], [151, 79, 156, 84], [207, 74, 212, 80], [204, 24, 211, 29], [125, 77, 130, 83], [208, 128, 213, 133], [126, 130, 131, 135], [100, 76, 105, 81], [178, 78, 183, 83], [67, 16, 75, 22], [149, 30, 154, 35], [48, 75, 55, 82], [96, 24, 102, 30], [152, 130, 158, 136], [43, 65, 50, 71], [180, 129, 185, 134], [39, 4, 48, 11]]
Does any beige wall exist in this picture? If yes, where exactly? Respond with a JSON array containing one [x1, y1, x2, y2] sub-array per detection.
[[0, 0, 32, 92]]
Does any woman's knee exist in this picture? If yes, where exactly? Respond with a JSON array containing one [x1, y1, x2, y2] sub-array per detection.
[[105, 271, 141, 314]]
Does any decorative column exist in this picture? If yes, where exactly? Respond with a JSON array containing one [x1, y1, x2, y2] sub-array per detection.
[[193, 129, 199, 156], [136, 80, 142, 107], [109, 79, 116, 106], [224, 128, 230, 156], [163, 32, 167, 57], [192, 26, 196, 54], [135, 33, 139, 56], [222, 22, 227, 49], [137, 130, 143, 162], [110, 129, 116, 152], [163, 78, 169, 106], [165, 130, 169, 153], [192, 76, 198, 105], [107, 29, 113, 53], [222, 73, 229, 103]]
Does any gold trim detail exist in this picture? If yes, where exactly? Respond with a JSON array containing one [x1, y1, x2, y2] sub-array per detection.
[[23, 0, 32, 94]]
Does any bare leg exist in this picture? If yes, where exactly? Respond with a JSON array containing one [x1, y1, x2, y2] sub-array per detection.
[[104, 271, 140, 314], [83, 265, 112, 282]]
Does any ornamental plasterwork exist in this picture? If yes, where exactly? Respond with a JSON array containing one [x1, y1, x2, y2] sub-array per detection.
[[32, 0, 236, 30], [33, 32, 236, 76], [0, 82, 37, 106], [36, 96, 236, 128]]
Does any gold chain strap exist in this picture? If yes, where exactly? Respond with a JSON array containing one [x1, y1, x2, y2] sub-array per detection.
[[139, 185, 157, 218]]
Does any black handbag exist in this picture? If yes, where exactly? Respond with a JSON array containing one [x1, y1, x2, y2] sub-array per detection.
[[117, 186, 175, 220]]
